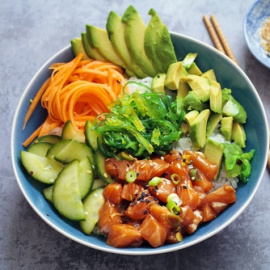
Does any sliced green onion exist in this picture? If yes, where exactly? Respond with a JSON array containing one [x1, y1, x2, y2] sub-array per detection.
[[125, 170, 137, 183], [166, 213, 182, 228], [189, 168, 201, 181], [171, 173, 181, 185], [149, 177, 162, 186], [167, 193, 182, 206], [166, 201, 180, 215], [176, 232, 183, 242]]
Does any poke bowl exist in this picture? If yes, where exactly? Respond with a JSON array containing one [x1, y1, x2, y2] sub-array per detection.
[[11, 26, 268, 255]]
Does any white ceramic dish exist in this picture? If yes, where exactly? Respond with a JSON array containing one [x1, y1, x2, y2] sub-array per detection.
[[244, 0, 270, 68]]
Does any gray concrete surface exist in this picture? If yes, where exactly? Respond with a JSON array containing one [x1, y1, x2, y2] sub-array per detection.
[[1, 0, 270, 269]]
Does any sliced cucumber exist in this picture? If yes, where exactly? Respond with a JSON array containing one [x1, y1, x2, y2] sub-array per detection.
[[37, 135, 61, 144], [78, 157, 94, 199], [52, 160, 85, 221], [20, 151, 64, 184], [92, 178, 106, 190], [80, 187, 105, 235], [62, 120, 85, 143], [95, 150, 114, 184], [46, 139, 94, 165], [43, 185, 54, 202], [27, 142, 52, 157], [85, 120, 98, 151]]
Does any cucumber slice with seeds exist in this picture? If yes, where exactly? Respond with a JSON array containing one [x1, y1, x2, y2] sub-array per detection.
[[43, 185, 54, 202], [85, 120, 98, 151], [78, 157, 94, 199], [52, 160, 85, 221], [20, 151, 64, 184], [27, 142, 52, 157], [62, 120, 85, 143], [46, 139, 94, 165], [95, 150, 114, 184], [80, 187, 105, 235], [37, 135, 61, 144]]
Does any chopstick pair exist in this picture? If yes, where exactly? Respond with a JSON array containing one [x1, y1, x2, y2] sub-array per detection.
[[203, 15, 270, 170], [203, 14, 238, 65]]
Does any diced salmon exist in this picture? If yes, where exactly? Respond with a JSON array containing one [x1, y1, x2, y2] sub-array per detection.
[[140, 214, 168, 248], [200, 184, 236, 206], [106, 224, 143, 248], [125, 190, 158, 220], [183, 150, 218, 181], [210, 202, 228, 214], [121, 182, 144, 202], [185, 210, 203, 234], [180, 206, 197, 227], [163, 150, 182, 163], [201, 203, 217, 222], [177, 179, 200, 210], [148, 178, 176, 203], [166, 230, 184, 244], [103, 182, 123, 204], [168, 159, 190, 181], [192, 169, 213, 193], [98, 201, 122, 235], [150, 204, 176, 230], [105, 158, 169, 181]]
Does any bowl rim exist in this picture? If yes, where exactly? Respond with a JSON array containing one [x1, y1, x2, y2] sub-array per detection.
[[11, 31, 269, 255]]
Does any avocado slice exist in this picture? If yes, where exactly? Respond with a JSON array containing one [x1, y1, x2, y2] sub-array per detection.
[[183, 91, 205, 111], [187, 62, 202, 76], [206, 113, 222, 138], [106, 11, 136, 77], [181, 75, 210, 102], [86, 24, 128, 71], [151, 73, 166, 93], [190, 109, 211, 150], [71, 38, 89, 60], [177, 80, 190, 98], [165, 61, 188, 90], [82, 32, 105, 61], [210, 81, 222, 113], [201, 69, 217, 82], [155, 24, 177, 72], [122, 6, 157, 77], [185, 110, 199, 126], [232, 122, 246, 148], [204, 139, 224, 179], [183, 53, 198, 69], [144, 9, 164, 73], [222, 96, 247, 124], [220, 116, 233, 141]]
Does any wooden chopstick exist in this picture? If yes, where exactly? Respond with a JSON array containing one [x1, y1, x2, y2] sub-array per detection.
[[203, 15, 226, 54], [203, 14, 270, 170], [203, 14, 238, 65]]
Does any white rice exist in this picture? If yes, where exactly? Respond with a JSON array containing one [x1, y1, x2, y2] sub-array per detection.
[[127, 77, 153, 94]]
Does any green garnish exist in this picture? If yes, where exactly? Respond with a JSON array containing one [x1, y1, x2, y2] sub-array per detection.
[[166, 193, 181, 215], [223, 143, 255, 183], [125, 170, 137, 183], [93, 90, 184, 158], [171, 173, 181, 185], [149, 177, 162, 186]]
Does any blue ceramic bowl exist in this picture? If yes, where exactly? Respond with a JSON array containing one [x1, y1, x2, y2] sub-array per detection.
[[11, 32, 268, 255], [244, 0, 270, 68]]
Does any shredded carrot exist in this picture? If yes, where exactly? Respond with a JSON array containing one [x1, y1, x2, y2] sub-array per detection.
[[23, 53, 128, 147]]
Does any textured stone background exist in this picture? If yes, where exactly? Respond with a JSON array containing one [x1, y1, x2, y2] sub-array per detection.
[[1, 0, 270, 269]]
